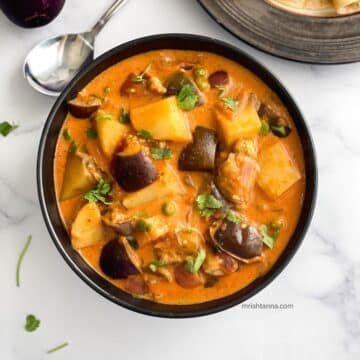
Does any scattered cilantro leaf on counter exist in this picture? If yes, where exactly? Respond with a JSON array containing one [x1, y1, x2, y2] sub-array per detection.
[[225, 210, 242, 224], [222, 97, 237, 111], [148, 260, 167, 272], [24, 314, 40, 332], [177, 84, 198, 111], [16, 235, 32, 287], [86, 127, 97, 139], [46, 342, 69, 354], [0, 121, 18, 137], [150, 147, 172, 160], [195, 193, 223, 217], [185, 248, 206, 273], [120, 109, 130, 124], [83, 179, 111, 204], [137, 129, 152, 139]]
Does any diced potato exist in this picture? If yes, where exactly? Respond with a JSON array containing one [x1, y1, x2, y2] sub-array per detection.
[[71, 203, 104, 249], [257, 142, 301, 199], [130, 96, 192, 142], [176, 229, 202, 254], [60, 153, 97, 201], [216, 102, 261, 147], [138, 216, 169, 246], [96, 118, 129, 158], [123, 165, 184, 209]]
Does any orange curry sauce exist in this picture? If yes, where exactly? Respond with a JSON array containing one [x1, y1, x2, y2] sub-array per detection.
[[54, 50, 305, 305]]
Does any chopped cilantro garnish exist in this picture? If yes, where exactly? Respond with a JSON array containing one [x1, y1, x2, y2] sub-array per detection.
[[83, 179, 111, 204], [16, 235, 32, 287], [195, 193, 223, 217], [222, 97, 237, 111], [184, 248, 206, 273], [137, 129, 152, 139], [177, 84, 198, 111], [86, 127, 97, 139], [150, 147, 172, 160]]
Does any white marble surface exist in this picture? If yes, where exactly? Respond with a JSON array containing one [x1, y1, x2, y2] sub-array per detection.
[[0, 0, 359, 359]]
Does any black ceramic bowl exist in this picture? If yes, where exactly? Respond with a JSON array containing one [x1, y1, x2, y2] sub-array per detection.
[[37, 34, 317, 318]]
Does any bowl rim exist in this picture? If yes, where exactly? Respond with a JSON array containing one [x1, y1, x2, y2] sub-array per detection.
[[37, 33, 318, 318]]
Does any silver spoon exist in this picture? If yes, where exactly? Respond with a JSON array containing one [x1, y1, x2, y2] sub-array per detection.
[[23, 0, 128, 97]]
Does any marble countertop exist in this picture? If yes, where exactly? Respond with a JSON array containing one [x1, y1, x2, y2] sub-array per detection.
[[1, 0, 359, 359]]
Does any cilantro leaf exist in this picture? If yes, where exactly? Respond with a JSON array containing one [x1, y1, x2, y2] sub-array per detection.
[[195, 193, 223, 217], [136, 219, 151, 232], [184, 248, 206, 273], [148, 260, 167, 272], [126, 236, 139, 250], [86, 127, 97, 139], [95, 113, 113, 121], [83, 179, 111, 204], [260, 224, 280, 249], [46, 342, 69, 354], [177, 84, 198, 111], [62, 128, 72, 141], [16, 235, 32, 287], [24, 314, 40, 332], [225, 210, 242, 224], [120, 109, 130, 124], [137, 129, 152, 139], [0, 121, 18, 137], [150, 147, 172, 160], [260, 120, 270, 135], [132, 63, 152, 83], [222, 97, 237, 111]]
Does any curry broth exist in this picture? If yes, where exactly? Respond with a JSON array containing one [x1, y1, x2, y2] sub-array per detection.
[[54, 50, 305, 305]]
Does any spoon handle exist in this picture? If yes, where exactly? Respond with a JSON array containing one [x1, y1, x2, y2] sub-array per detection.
[[90, 0, 128, 37]]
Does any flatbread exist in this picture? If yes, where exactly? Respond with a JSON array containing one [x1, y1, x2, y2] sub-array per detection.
[[266, 0, 360, 15]]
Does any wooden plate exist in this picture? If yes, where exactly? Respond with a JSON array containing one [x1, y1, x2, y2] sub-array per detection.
[[198, 0, 360, 64]]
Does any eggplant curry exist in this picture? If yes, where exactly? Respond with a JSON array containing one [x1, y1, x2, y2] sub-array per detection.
[[54, 50, 305, 305]]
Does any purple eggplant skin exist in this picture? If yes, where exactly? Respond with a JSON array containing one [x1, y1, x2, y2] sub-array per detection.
[[178, 126, 218, 171], [0, 0, 65, 28], [114, 150, 159, 192], [67, 97, 102, 118], [100, 239, 139, 279], [214, 220, 263, 259]]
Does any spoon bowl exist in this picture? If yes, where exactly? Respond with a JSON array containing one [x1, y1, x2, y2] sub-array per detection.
[[24, 33, 94, 96], [23, 0, 128, 96]]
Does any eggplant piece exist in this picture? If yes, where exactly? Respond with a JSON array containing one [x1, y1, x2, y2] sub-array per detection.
[[166, 71, 204, 106], [208, 71, 229, 88], [0, 0, 65, 28], [100, 239, 139, 279], [67, 97, 102, 118], [211, 219, 263, 260], [258, 103, 292, 138], [120, 73, 148, 96], [174, 264, 203, 288], [113, 144, 159, 192], [178, 126, 218, 171]]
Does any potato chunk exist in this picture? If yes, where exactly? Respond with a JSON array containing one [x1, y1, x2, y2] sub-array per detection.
[[122, 165, 184, 209], [216, 102, 261, 147], [71, 203, 104, 249], [130, 96, 192, 142], [257, 142, 301, 199], [60, 153, 97, 201], [96, 118, 129, 158]]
